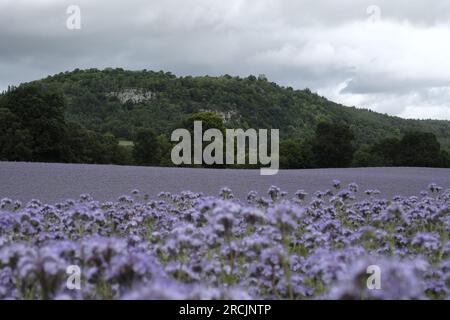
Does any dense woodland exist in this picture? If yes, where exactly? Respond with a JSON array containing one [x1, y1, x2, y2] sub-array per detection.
[[0, 68, 449, 168]]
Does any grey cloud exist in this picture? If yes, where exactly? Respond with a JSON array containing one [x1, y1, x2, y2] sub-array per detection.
[[0, 0, 449, 119]]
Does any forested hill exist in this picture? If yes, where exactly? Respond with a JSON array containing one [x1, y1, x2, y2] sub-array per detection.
[[27, 68, 450, 148]]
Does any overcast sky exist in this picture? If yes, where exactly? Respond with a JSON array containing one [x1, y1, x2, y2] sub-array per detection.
[[1, 0, 450, 120]]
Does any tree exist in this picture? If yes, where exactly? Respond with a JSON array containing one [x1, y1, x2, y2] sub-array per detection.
[[0, 108, 33, 161], [180, 112, 226, 133], [397, 132, 441, 167], [0, 85, 129, 165], [440, 150, 450, 167], [311, 122, 355, 168], [156, 134, 173, 167], [1, 85, 69, 162], [279, 139, 312, 169], [352, 144, 384, 167], [62, 123, 130, 164], [370, 138, 401, 166], [132, 128, 161, 166], [178, 112, 226, 167], [362, 132, 447, 168]]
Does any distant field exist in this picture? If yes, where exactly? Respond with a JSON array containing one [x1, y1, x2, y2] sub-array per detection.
[[0, 162, 449, 204], [118, 140, 134, 147]]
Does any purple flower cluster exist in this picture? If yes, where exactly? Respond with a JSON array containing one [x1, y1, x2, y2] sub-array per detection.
[[0, 182, 449, 300]]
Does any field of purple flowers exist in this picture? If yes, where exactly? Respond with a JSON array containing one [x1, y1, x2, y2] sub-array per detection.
[[1, 181, 450, 300]]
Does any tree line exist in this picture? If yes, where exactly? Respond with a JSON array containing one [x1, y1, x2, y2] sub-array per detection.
[[0, 85, 130, 164], [1, 85, 449, 169], [280, 122, 450, 169], [35, 68, 450, 150]]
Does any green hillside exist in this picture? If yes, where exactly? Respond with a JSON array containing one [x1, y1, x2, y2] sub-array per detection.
[[30, 68, 450, 149]]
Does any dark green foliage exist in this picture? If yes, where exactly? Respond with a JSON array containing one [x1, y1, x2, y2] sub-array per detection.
[[65, 124, 131, 164], [352, 144, 384, 167], [0, 85, 68, 162], [440, 150, 450, 167], [177, 112, 226, 168], [279, 139, 312, 169], [397, 132, 441, 167], [28, 68, 450, 149], [132, 128, 162, 166], [0, 107, 33, 161], [371, 138, 402, 166], [156, 134, 173, 167], [2, 68, 450, 169], [0, 85, 130, 165], [354, 132, 447, 167], [179, 112, 226, 133], [311, 122, 355, 168]]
